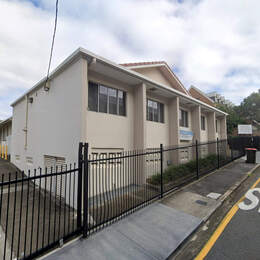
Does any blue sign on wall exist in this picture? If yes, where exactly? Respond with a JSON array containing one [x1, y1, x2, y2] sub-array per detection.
[[180, 130, 193, 141]]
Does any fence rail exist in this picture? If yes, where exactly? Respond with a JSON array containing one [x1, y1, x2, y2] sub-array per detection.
[[0, 138, 246, 259], [0, 164, 80, 260], [83, 138, 245, 237], [228, 136, 260, 151]]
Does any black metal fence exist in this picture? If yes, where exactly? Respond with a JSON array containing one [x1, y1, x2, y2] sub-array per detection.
[[0, 164, 81, 260], [0, 139, 245, 259], [83, 138, 244, 237], [228, 136, 260, 151]]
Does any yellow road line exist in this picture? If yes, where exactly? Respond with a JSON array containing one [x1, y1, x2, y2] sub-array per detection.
[[250, 177, 260, 189], [195, 176, 260, 260]]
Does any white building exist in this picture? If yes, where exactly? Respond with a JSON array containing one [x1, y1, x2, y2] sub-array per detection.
[[10, 48, 227, 172], [207, 91, 234, 107]]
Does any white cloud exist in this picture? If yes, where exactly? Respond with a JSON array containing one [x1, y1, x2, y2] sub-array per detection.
[[1, 0, 260, 119]]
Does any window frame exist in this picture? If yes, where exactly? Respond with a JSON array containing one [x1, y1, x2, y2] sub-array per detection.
[[88, 81, 127, 116], [201, 115, 206, 131], [179, 109, 189, 128], [146, 99, 164, 123]]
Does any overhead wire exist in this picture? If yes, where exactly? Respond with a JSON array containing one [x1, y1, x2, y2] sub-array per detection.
[[44, 0, 59, 90]]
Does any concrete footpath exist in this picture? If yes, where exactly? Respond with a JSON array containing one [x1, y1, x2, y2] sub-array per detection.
[[43, 157, 258, 260]]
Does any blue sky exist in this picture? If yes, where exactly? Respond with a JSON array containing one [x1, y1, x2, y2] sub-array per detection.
[[1, 0, 260, 119]]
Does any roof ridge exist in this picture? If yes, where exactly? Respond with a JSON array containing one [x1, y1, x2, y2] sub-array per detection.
[[120, 61, 166, 67], [120, 60, 192, 96], [189, 85, 215, 105]]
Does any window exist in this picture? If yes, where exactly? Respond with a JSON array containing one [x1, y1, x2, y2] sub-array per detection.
[[88, 81, 126, 116], [146, 148, 160, 162], [99, 85, 108, 113], [26, 156, 33, 165], [44, 155, 66, 172], [99, 153, 107, 164], [91, 150, 123, 165], [44, 155, 66, 196], [88, 82, 98, 111], [179, 109, 189, 127], [109, 152, 122, 164], [216, 120, 218, 133], [180, 148, 190, 163], [108, 88, 117, 115], [146, 99, 164, 123], [91, 153, 98, 165], [118, 90, 126, 116], [201, 116, 206, 130]]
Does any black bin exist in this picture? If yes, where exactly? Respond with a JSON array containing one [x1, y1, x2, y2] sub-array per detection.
[[245, 148, 257, 163]]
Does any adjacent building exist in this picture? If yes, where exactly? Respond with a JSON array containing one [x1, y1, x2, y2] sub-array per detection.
[[10, 48, 227, 172], [0, 117, 12, 159], [207, 91, 234, 107]]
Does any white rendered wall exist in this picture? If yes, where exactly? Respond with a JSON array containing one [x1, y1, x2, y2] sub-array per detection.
[[146, 93, 169, 148], [11, 58, 84, 172]]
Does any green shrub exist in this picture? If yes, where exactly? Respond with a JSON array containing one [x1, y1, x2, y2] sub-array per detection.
[[148, 154, 221, 185]]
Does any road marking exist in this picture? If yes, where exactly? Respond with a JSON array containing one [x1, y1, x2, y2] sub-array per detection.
[[238, 188, 260, 212], [195, 177, 260, 260]]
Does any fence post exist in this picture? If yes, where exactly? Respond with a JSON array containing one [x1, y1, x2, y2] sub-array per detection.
[[217, 138, 220, 168], [160, 144, 163, 198], [196, 140, 199, 179], [77, 142, 83, 230], [83, 143, 89, 238], [230, 139, 234, 161]]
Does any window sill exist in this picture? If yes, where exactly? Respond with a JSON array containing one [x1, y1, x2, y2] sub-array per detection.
[[88, 110, 127, 118], [147, 120, 165, 124]]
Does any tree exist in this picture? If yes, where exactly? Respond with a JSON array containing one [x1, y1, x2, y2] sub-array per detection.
[[216, 104, 246, 135], [238, 91, 260, 123], [216, 90, 260, 135]]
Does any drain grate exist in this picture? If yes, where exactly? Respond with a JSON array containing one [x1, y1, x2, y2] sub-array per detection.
[[195, 200, 207, 206]]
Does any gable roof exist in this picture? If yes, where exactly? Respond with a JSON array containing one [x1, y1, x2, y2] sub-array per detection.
[[189, 86, 215, 107], [120, 61, 190, 96], [10, 47, 227, 116]]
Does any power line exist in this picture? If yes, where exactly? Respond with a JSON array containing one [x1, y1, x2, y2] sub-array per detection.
[[44, 0, 59, 91]]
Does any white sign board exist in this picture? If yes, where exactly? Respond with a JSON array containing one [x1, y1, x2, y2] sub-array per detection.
[[180, 130, 194, 141], [238, 125, 252, 135]]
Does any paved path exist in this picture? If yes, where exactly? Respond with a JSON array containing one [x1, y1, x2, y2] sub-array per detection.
[[0, 159, 76, 259], [45, 203, 201, 260], [0, 158, 23, 181], [257, 151, 260, 163], [197, 166, 260, 260], [44, 158, 257, 260]]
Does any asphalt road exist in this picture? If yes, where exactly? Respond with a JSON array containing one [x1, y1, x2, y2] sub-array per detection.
[[204, 175, 260, 259]]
